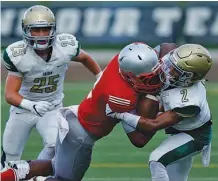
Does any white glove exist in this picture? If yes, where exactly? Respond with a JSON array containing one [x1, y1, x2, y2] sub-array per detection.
[[105, 103, 123, 119], [31, 101, 54, 116], [105, 103, 140, 128], [8, 160, 30, 179], [20, 99, 53, 117]]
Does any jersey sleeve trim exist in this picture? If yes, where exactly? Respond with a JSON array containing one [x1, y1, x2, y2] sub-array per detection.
[[2, 50, 19, 72], [8, 71, 23, 77], [75, 42, 81, 57], [70, 41, 81, 61]]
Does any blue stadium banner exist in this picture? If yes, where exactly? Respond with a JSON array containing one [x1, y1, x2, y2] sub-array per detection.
[[183, 2, 218, 45], [1, 2, 218, 46]]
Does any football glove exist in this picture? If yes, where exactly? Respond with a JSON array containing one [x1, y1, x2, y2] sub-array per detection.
[[20, 99, 53, 117]]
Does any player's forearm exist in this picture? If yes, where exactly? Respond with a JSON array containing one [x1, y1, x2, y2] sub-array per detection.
[[73, 50, 102, 79], [82, 56, 102, 78], [137, 111, 181, 132], [5, 92, 23, 107], [5, 92, 35, 111], [5, 74, 23, 107], [117, 111, 181, 133]]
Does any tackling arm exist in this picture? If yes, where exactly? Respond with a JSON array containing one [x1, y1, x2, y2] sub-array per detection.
[[122, 95, 159, 147], [136, 110, 182, 132], [106, 104, 182, 133], [72, 50, 102, 79]]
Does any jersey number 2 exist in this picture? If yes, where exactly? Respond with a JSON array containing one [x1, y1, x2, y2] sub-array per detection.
[[180, 89, 189, 102], [30, 74, 59, 93]]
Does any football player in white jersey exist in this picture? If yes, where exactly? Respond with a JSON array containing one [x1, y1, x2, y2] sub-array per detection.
[[148, 44, 213, 181], [106, 44, 213, 181], [2, 5, 102, 162]]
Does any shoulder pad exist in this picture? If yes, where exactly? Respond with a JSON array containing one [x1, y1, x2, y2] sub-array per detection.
[[3, 41, 27, 72], [55, 33, 80, 59]]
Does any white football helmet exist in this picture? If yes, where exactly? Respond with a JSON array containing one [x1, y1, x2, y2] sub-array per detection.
[[118, 42, 163, 94], [22, 5, 56, 50]]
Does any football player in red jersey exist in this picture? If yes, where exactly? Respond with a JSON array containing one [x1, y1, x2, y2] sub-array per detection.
[[1, 42, 175, 181]]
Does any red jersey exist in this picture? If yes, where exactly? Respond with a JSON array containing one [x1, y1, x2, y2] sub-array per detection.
[[78, 55, 139, 139]]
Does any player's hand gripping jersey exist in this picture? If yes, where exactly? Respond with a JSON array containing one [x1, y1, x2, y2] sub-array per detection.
[[78, 55, 138, 138]]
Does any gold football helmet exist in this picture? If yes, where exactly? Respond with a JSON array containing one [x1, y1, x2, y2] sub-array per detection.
[[160, 44, 212, 87], [22, 5, 56, 50]]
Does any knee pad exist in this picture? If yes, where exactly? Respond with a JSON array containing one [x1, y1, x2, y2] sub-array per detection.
[[55, 144, 92, 181], [2, 146, 20, 161], [2, 145, 21, 161]]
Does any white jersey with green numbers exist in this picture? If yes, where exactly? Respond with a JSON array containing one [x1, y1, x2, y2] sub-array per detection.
[[3, 33, 80, 106], [160, 81, 211, 130]]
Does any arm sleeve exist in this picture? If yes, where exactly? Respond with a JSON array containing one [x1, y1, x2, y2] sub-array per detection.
[[121, 121, 136, 134], [172, 105, 201, 118], [121, 109, 137, 133], [2, 49, 19, 72]]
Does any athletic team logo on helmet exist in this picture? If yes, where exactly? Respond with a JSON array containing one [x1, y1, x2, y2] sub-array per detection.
[[118, 42, 164, 94], [22, 5, 56, 50]]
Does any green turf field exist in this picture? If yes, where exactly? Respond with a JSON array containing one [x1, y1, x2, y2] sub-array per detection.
[[1, 82, 218, 181]]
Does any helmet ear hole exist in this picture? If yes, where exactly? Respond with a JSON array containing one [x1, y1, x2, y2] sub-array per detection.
[[119, 56, 125, 62], [207, 58, 212, 63]]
